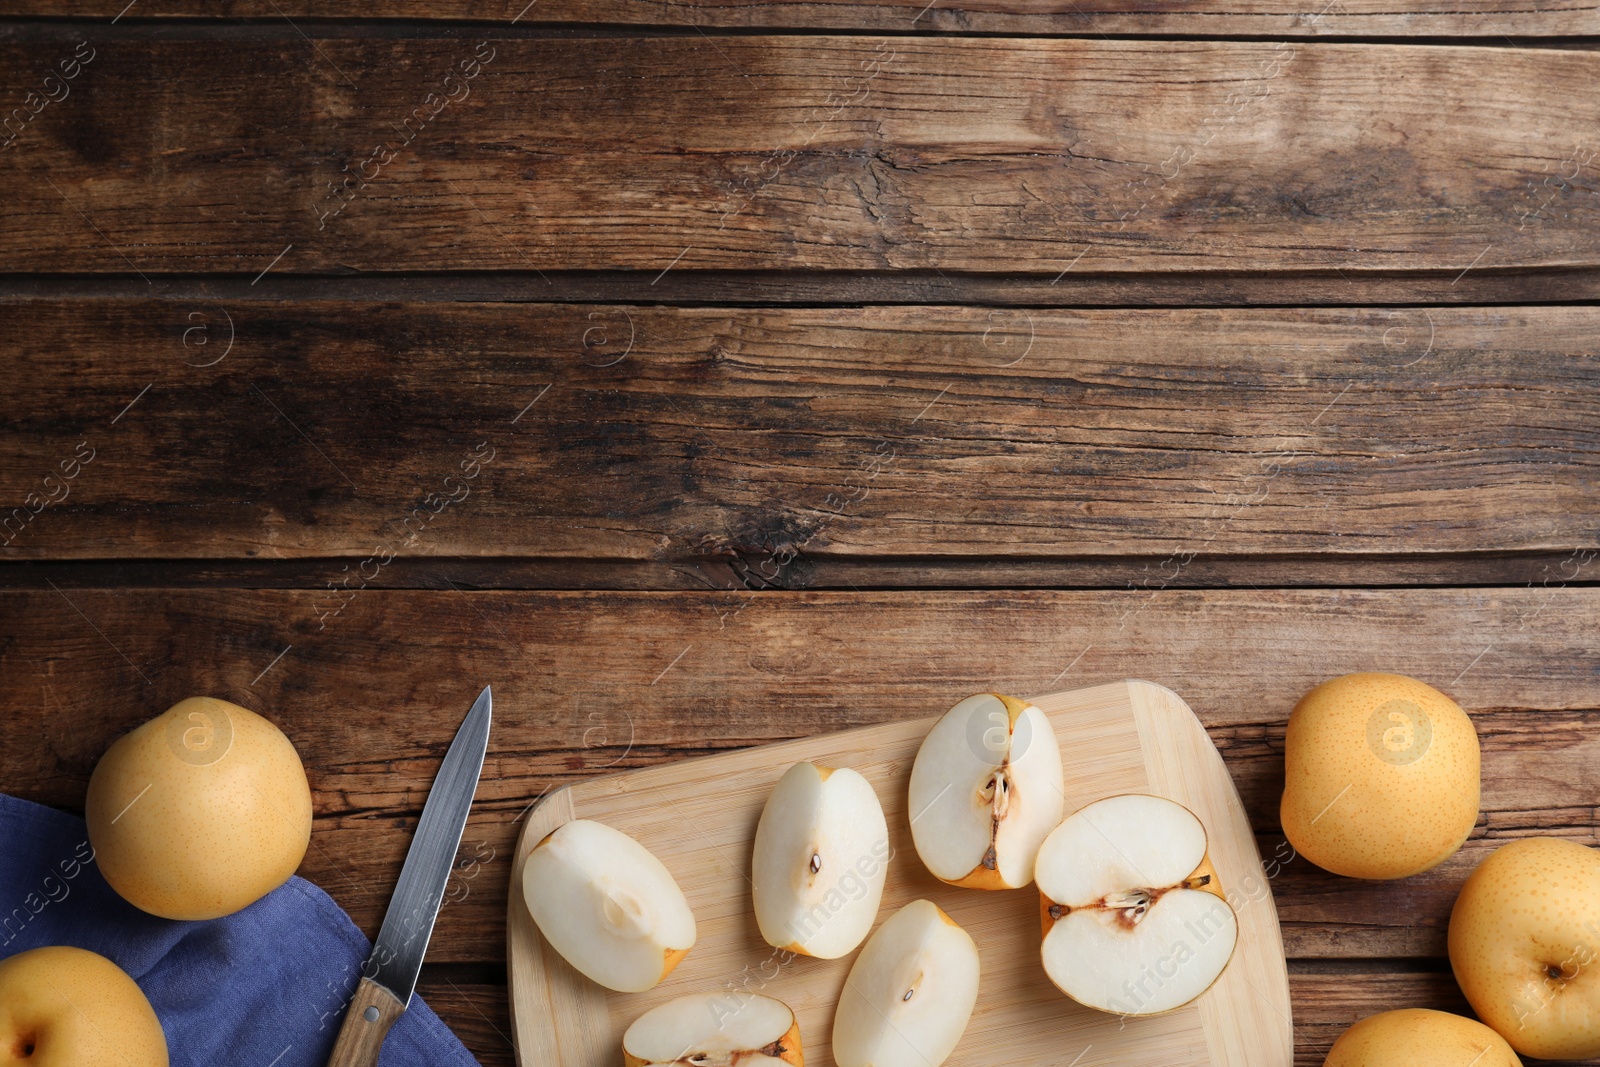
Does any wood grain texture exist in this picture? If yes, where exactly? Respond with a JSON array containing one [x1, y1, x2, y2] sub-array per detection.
[[3, 301, 1597, 561], [2, 586, 1595, 967], [2, 5, 1593, 1065], [506, 680, 1291, 1067], [3, 39, 1598, 274], [0, 0, 1594, 38], [324, 976, 406, 1067]]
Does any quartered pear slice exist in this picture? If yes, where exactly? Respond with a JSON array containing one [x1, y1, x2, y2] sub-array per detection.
[[752, 761, 890, 959], [832, 900, 980, 1067], [909, 693, 1064, 889], [522, 819, 696, 993]]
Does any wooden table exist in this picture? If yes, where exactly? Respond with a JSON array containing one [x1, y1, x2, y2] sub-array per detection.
[[1, 3, 1597, 1064]]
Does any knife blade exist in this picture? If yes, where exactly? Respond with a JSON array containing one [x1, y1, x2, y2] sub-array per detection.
[[325, 684, 493, 1067]]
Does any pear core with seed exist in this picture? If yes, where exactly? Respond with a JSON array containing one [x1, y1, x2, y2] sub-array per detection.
[[908, 693, 1064, 890]]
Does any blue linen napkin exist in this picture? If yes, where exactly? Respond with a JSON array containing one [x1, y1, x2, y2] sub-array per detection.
[[0, 792, 480, 1067]]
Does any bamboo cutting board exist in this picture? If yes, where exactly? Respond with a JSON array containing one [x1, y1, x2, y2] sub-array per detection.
[[506, 679, 1293, 1066]]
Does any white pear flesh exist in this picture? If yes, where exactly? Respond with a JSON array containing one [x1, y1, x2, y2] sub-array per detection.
[[752, 762, 890, 959], [908, 693, 1064, 889], [832, 899, 980, 1067], [622, 992, 802, 1067], [1036, 793, 1237, 1017], [521, 819, 697, 993]]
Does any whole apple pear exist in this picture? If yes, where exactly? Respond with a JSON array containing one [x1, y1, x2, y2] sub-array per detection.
[[1323, 1008, 1520, 1066], [1281, 672, 1479, 879], [1450, 837, 1600, 1060], [0, 946, 168, 1067], [85, 696, 312, 920]]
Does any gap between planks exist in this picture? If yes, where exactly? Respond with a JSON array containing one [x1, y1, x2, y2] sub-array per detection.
[[5, 270, 1600, 308], [4, 553, 1600, 591], [0, 19, 1597, 43]]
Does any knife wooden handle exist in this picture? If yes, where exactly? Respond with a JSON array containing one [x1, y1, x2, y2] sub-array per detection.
[[326, 977, 405, 1067]]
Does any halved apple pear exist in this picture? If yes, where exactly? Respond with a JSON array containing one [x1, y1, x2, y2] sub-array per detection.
[[1036, 793, 1237, 1017], [752, 761, 889, 959], [622, 992, 802, 1067], [832, 899, 980, 1067], [521, 818, 696, 993], [908, 692, 1064, 889]]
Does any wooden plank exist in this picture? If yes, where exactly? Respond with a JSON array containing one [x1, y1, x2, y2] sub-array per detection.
[[1270, 836, 1596, 961], [419, 968, 1484, 1067], [416, 975, 517, 1067], [3, 39, 1598, 274], [2, 0, 1594, 38], [1, 586, 1595, 964], [3, 302, 1597, 561]]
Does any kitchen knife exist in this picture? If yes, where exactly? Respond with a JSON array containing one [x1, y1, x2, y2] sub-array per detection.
[[325, 685, 493, 1067]]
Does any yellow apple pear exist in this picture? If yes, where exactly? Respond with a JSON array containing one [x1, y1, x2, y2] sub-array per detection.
[[1281, 672, 1479, 879], [86, 696, 312, 921], [1323, 1008, 1519, 1066], [1449, 837, 1600, 1060], [0, 946, 168, 1067]]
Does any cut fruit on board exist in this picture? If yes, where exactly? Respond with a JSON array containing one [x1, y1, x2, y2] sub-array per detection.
[[506, 679, 1292, 1067], [1038, 793, 1239, 1017]]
